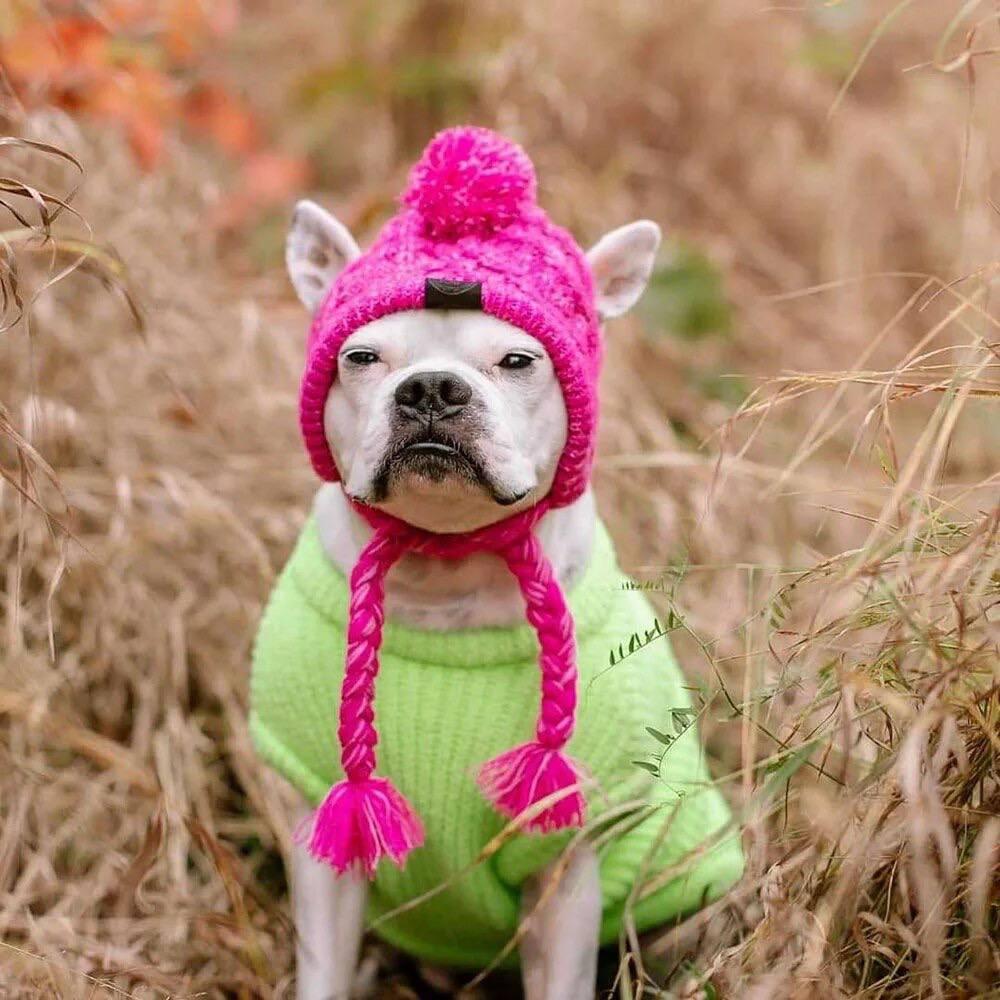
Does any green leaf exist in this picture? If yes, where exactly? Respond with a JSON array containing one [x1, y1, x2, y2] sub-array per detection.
[[874, 443, 897, 483], [633, 760, 661, 775], [768, 589, 792, 630], [671, 707, 697, 731], [645, 726, 674, 746], [759, 739, 824, 800]]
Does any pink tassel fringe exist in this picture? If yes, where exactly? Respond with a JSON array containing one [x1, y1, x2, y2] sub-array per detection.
[[477, 741, 585, 832], [306, 777, 424, 878]]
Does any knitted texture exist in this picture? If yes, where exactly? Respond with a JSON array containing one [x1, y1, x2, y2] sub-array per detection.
[[401, 127, 537, 238], [305, 528, 423, 874], [307, 497, 586, 869], [250, 517, 745, 969], [307, 500, 585, 868], [478, 529, 585, 831]]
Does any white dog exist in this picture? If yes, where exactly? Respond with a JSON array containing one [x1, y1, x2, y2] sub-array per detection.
[[284, 199, 658, 1000], [255, 129, 742, 1000]]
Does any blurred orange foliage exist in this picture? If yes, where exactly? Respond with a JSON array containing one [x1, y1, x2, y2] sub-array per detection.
[[0, 0, 309, 224]]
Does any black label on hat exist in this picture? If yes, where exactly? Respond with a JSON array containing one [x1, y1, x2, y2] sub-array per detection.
[[424, 278, 483, 310]]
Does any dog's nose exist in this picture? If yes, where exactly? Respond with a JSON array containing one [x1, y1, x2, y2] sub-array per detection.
[[394, 371, 473, 419]]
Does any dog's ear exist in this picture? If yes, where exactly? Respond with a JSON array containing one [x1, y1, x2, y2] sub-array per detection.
[[286, 200, 361, 312], [586, 220, 661, 320]]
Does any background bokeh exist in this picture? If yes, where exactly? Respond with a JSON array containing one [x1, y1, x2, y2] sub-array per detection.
[[1, 1, 998, 997]]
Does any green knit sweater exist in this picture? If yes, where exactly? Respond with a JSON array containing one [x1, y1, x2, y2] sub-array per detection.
[[250, 517, 743, 968]]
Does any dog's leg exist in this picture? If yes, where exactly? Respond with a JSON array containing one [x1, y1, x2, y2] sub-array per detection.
[[519, 844, 601, 1000], [293, 812, 368, 1000]]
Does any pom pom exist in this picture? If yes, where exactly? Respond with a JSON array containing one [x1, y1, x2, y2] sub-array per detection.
[[305, 777, 424, 878], [402, 126, 536, 239], [477, 741, 586, 833]]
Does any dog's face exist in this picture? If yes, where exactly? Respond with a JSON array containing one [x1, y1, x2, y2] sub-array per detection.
[[287, 201, 659, 533], [324, 310, 566, 532]]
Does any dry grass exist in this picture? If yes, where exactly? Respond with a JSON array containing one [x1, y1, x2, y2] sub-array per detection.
[[1, 2, 998, 997]]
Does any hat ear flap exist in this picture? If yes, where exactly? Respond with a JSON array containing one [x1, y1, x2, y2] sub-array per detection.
[[307, 526, 424, 877], [587, 220, 661, 320], [287, 200, 361, 312], [477, 532, 586, 833]]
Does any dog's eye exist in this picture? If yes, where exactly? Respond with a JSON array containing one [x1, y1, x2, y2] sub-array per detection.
[[498, 352, 535, 371], [343, 349, 380, 366]]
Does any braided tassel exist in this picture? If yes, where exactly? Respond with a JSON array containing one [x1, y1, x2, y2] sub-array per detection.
[[307, 528, 424, 876], [477, 532, 586, 832]]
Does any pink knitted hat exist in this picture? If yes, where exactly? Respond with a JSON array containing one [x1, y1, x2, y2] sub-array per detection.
[[300, 127, 603, 877]]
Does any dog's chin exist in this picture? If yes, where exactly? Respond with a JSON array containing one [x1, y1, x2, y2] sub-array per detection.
[[375, 441, 528, 505], [391, 442, 483, 489], [359, 441, 534, 532]]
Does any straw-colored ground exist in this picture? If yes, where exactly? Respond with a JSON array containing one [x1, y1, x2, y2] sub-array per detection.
[[1, 2, 998, 997]]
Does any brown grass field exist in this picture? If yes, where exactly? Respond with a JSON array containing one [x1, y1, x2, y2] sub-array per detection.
[[1, 1, 998, 997]]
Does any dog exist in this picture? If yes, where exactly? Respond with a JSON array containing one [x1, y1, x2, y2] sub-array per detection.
[[252, 128, 743, 1000]]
